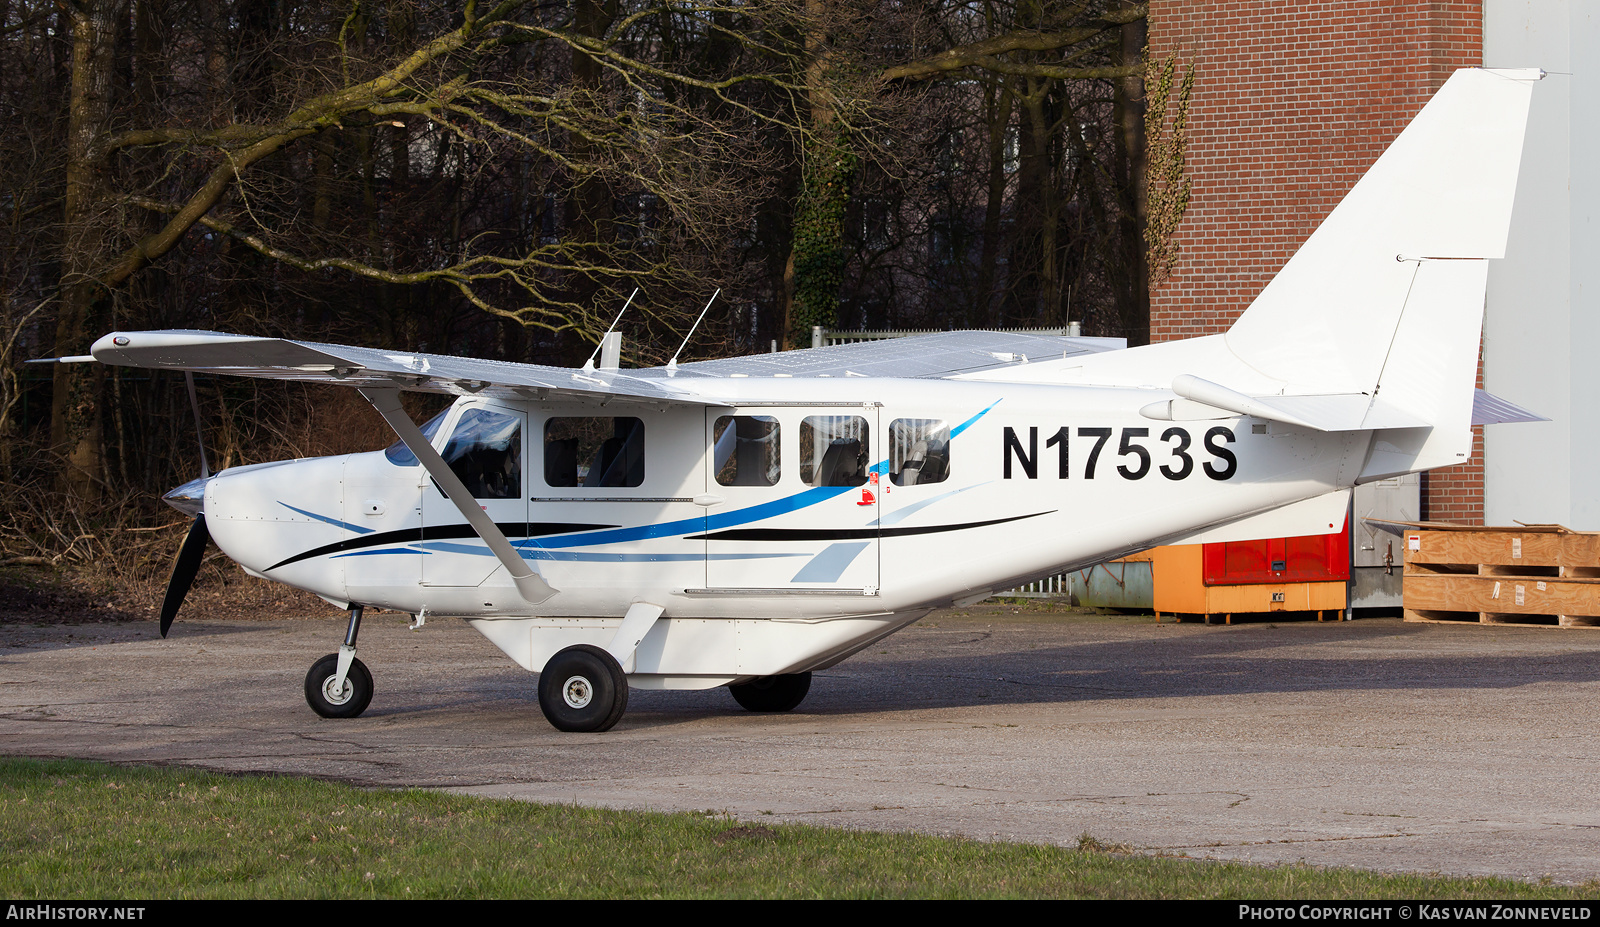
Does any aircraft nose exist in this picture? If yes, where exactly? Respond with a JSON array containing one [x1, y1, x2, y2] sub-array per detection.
[[162, 475, 211, 517]]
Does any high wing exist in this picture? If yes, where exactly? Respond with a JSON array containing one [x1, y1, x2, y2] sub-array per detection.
[[654, 330, 1125, 380], [89, 329, 703, 407], [88, 328, 1125, 400]]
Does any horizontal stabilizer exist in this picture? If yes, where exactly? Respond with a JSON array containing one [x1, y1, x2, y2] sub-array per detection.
[[1360, 516, 1411, 538], [1473, 389, 1547, 425], [1140, 375, 1429, 431]]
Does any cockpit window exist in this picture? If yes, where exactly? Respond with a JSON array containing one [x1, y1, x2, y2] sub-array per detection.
[[384, 409, 450, 466], [438, 408, 523, 499], [544, 417, 645, 488]]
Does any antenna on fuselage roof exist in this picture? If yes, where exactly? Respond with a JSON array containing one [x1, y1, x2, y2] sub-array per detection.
[[581, 287, 639, 373], [666, 288, 720, 374]]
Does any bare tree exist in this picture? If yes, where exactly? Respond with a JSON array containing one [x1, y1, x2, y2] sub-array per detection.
[[828, 0, 1149, 338], [2, 0, 1163, 509], [36, 0, 799, 498]]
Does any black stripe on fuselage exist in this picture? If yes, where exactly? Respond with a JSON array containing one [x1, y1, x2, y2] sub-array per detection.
[[686, 511, 1054, 542], [264, 522, 617, 572]]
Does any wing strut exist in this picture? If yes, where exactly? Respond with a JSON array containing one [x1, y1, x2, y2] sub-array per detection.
[[359, 388, 557, 606]]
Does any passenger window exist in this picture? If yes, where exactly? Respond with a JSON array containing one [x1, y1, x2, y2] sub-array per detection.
[[800, 415, 868, 487], [714, 415, 781, 486], [545, 417, 645, 488], [889, 419, 950, 486], [438, 408, 522, 499]]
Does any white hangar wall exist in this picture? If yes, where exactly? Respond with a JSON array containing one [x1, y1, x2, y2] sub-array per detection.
[[1483, 0, 1600, 528]]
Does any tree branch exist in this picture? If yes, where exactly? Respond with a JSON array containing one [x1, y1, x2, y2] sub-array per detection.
[[880, 4, 1146, 82], [92, 4, 534, 289]]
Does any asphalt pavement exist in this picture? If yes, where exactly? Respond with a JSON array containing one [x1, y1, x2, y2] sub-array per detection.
[[3, 606, 1597, 884]]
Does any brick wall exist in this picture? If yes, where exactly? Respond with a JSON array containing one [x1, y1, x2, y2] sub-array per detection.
[[1147, 1, 1484, 523]]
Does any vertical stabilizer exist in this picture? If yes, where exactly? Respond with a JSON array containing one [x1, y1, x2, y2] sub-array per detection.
[[1224, 68, 1539, 394]]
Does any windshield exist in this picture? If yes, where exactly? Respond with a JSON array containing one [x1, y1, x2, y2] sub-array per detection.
[[384, 409, 450, 466]]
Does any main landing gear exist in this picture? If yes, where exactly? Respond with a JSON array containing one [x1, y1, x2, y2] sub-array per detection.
[[531, 602, 659, 733], [537, 645, 629, 732], [299, 602, 812, 727], [305, 604, 373, 718], [729, 672, 812, 712]]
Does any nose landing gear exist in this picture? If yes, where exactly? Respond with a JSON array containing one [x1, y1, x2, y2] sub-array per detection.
[[304, 604, 373, 718]]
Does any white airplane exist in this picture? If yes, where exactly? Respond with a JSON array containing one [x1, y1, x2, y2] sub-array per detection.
[[80, 67, 1544, 732]]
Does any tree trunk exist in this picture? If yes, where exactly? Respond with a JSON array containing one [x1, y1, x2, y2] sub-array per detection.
[[1111, 6, 1148, 345], [977, 82, 1015, 329], [782, 0, 853, 348], [567, 0, 619, 343], [51, 0, 121, 499]]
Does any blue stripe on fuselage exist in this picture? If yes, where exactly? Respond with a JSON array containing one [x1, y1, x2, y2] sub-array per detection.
[[279, 502, 374, 534], [288, 400, 1001, 559], [518, 483, 856, 550], [951, 399, 1000, 439]]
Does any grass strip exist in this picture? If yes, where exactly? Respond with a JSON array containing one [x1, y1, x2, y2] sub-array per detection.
[[0, 756, 1589, 900]]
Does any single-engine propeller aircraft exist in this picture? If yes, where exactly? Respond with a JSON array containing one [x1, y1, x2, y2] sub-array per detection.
[[75, 68, 1546, 731]]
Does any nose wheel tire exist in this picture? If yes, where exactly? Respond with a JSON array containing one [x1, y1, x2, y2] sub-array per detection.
[[538, 645, 628, 732], [304, 654, 374, 719], [729, 672, 811, 712]]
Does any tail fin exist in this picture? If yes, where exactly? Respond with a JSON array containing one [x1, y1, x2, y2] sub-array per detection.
[[1225, 68, 1539, 395], [1220, 68, 1540, 479], [960, 66, 1541, 467]]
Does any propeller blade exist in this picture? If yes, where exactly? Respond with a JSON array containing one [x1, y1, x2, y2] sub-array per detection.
[[160, 514, 210, 638]]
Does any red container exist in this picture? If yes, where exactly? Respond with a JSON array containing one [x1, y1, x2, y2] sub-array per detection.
[[1202, 517, 1349, 586]]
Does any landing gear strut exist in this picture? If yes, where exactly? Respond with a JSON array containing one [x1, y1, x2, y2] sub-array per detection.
[[304, 604, 373, 718]]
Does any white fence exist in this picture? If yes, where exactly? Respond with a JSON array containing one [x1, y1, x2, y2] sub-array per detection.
[[996, 573, 1072, 599]]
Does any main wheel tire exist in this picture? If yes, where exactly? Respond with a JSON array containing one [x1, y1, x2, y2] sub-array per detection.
[[538, 645, 628, 732], [304, 653, 373, 719], [729, 672, 811, 712]]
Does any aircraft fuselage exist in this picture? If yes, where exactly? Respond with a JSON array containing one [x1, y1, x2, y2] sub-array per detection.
[[198, 377, 1366, 688]]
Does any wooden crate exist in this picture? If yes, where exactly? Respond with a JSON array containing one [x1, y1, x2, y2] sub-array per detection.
[[1402, 524, 1600, 628]]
